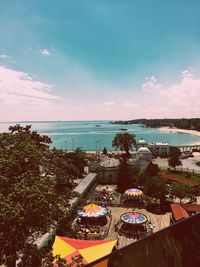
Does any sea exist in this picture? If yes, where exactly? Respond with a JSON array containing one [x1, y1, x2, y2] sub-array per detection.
[[0, 121, 200, 151]]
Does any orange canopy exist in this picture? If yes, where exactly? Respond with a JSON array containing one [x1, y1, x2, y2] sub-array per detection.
[[53, 236, 116, 266]]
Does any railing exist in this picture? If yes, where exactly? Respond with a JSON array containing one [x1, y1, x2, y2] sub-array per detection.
[[159, 165, 200, 174]]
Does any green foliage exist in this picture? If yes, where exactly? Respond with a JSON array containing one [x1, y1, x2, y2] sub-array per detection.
[[0, 125, 86, 267], [112, 132, 136, 155], [144, 176, 166, 203], [168, 147, 182, 169], [102, 147, 107, 154], [170, 183, 195, 202], [196, 161, 200, 167], [137, 162, 160, 186], [117, 156, 134, 193]]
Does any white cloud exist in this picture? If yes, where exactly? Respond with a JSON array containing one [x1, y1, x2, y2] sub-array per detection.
[[0, 66, 59, 106], [139, 69, 200, 118], [40, 49, 51, 56], [103, 101, 115, 106], [0, 54, 12, 59], [122, 102, 138, 107], [90, 101, 115, 107]]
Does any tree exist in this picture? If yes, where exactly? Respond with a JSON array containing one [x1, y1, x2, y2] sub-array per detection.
[[102, 147, 107, 154], [171, 183, 195, 203], [0, 125, 86, 267], [168, 146, 182, 169], [137, 162, 160, 186], [144, 176, 166, 204], [112, 132, 136, 155], [117, 156, 134, 193]]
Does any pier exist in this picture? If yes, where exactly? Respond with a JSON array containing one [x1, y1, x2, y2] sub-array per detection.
[[175, 144, 200, 152]]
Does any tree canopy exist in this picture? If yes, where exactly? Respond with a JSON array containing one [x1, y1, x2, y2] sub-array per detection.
[[144, 176, 166, 203], [168, 147, 182, 169], [170, 183, 195, 203], [0, 125, 86, 267], [112, 132, 136, 155], [117, 156, 135, 193]]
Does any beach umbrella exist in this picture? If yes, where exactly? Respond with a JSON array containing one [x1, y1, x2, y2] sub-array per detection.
[[120, 212, 148, 224], [77, 203, 108, 218], [53, 236, 116, 266], [124, 188, 144, 198]]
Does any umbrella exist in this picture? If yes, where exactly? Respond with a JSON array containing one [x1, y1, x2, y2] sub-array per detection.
[[120, 212, 148, 224], [53, 236, 116, 266], [124, 188, 144, 198], [77, 203, 108, 218]]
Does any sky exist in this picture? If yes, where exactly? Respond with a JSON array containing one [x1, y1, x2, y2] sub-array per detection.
[[0, 0, 200, 121]]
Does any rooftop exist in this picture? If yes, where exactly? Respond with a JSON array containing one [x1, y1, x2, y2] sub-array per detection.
[[170, 203, 189, 222], [75, 172, 97, 195]]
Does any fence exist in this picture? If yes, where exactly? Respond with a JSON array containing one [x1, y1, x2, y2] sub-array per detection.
[[159, 165, 200, 174]]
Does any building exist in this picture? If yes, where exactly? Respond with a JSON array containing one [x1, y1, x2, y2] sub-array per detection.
[[137, 138, 148, 149], [89, 158, 119, 184], [137, 147, 152, 161], [148, 142, 170, 157]]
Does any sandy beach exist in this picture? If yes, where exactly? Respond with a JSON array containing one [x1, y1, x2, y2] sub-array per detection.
[[159, 126, 200, 145]]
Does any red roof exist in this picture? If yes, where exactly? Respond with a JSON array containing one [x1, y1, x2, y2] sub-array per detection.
[[159, 172, 198, 186], [180, 203, 200, 212], [170, 203, 189, 222]]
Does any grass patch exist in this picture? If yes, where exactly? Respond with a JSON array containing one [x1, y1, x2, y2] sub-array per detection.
[[164, 170, 200, 184], [196, 161, 200, 167]]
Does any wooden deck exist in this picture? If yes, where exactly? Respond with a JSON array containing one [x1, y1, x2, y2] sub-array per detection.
[[106, 206, 171, 249]]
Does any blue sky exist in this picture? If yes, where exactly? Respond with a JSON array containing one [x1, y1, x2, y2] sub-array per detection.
[[0, 0, 200, 121]]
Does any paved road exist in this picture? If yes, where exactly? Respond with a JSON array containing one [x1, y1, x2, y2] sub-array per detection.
[[153, 152, 200, 173]]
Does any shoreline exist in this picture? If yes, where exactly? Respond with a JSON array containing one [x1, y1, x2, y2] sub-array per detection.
[[158, 126, 200, 145]]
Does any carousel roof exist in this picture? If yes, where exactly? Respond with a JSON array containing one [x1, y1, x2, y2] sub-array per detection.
[[124, 188, 144, 197], [77, 203, 108, 218], [121, 212, 148, 224]]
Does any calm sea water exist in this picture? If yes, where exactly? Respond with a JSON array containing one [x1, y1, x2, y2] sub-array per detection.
[[0, 121, 200, 151]]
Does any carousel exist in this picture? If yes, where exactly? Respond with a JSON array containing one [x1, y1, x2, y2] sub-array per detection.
[[77, 203, 109, 226], [116, 211, 148, 239], [75, 204, 109, 239], [123, 188, 145, 206]]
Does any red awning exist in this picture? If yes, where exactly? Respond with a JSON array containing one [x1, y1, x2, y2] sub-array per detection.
[[170, 203, 189, 222]]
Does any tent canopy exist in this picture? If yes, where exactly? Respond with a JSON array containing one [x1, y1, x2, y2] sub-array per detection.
[[120, 212, 147, 224], [124, 188, 144, 198], [77, 203, 108, 218], [53, 236, 116, 266]]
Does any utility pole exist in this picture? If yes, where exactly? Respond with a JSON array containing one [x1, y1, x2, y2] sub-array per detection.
[[72, 138, 74, 151]]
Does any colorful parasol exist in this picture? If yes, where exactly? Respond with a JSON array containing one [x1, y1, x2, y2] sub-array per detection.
[[124, 188, 144, 198], [77, 204, 108, 218], [120, 212, 148, 224], [53, 236, 116, 266]]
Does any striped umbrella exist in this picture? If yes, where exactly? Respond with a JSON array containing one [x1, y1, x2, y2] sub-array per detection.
[[121, 212, 147, 224], [77, 203, 108, 218], [124, 188, 144, 198]]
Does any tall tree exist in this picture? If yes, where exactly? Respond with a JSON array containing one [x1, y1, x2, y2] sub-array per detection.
[[168, 146, 182, 169], [117, 156, 134, 193], [0, 125, 85, 267], [138, 162, 160, 186], [170, 183, 195, 203], [144, 176, 166, 204], [112, 132, 136, 155]]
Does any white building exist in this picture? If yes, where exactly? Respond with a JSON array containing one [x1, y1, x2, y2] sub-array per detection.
[[148, 142, 170, 157], [137, 147, 152, 161]]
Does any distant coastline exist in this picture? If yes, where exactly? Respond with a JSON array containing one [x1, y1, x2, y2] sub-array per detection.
[[158, 126, 200, 145], [111, 118, 200, 133]]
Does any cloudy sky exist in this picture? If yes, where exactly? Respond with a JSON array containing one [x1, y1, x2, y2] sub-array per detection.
[[0, 0, 200, 121]]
